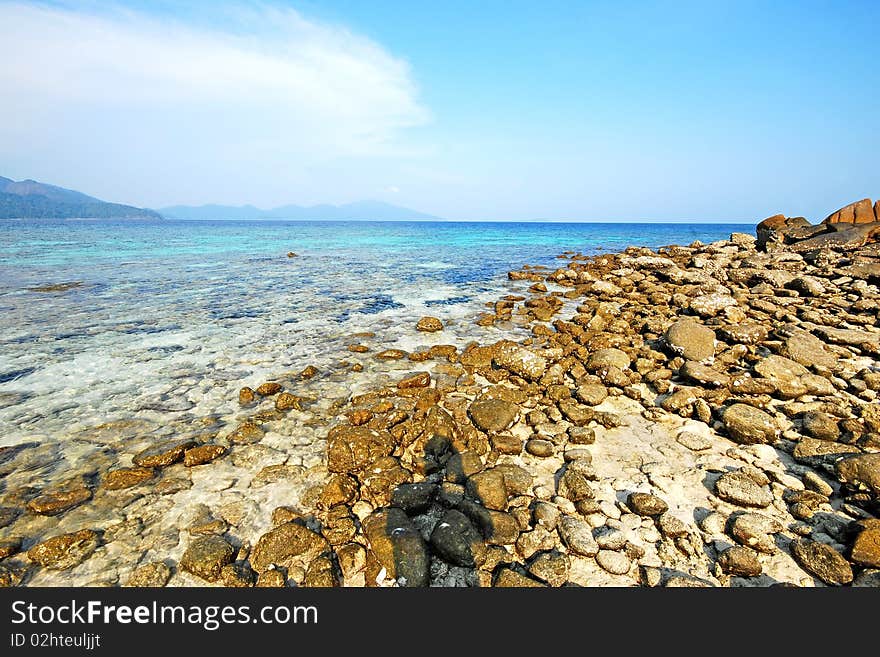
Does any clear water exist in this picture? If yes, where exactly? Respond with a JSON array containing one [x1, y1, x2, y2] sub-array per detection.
[[0, 218, 754, 585], [0, 219, 752, 444]]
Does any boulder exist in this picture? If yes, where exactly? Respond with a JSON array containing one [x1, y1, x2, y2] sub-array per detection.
[[790, 539, 853, 586], [362, 508, 430, 587], [665, 319, 715, 361], [179, 536, 235, 582], [468, 399, 519, 433], [722, 404, 779, 445]]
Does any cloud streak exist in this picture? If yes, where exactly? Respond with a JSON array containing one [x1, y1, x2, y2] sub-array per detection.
[[0, 1, 429, 205]]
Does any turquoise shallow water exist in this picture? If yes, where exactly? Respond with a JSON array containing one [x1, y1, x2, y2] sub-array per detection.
[[0, 219, 752, 442]]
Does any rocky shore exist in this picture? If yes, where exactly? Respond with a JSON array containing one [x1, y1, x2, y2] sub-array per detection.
[[2, 198, 879, 588]]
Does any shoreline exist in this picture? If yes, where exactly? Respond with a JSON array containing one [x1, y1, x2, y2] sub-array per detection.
[[2, 225, 880, 587]]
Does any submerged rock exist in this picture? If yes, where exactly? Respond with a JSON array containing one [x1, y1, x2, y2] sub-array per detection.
[[28, 530, 100, 570]]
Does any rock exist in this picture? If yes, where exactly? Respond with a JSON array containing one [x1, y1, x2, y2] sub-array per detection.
[[494, 569, 545, 587], [250, 522, 329, 573], [179, 536, 234, 582], [853, 569, 880, 587], [665, 319, 716, 362], [26, 487, 92, 515], [102, 467, 154, 490], [134, 439, 198, 466], [627, 492, 669, 516], [718, 546, 762, 577], [256, 569, 287, 587], [326, 425, 394, 474], [790, 539, 853, 586], [813, 325, 880, 348], [718, 323, 769, 346], [730, 232, 756, 245], [525, 438, 554, 457], [445, 451, 484, 483], [491, 434, 523, 454], [0, 506, 20, 529], [0, 537, 21, 559], [391, 482, 437, 514], [558, 468, 594, 503], [300, 365, 319, 379], [676, 431, 712, 452], [793, 437, 860, 465], [275, 392, 304, 411], [850, 528, 880, 568], [492, 341, 548, 381], [238, 387, 255, 405], [568, 426, 596, 444], [558, 515, 599, 557], [714, 471, 773, 508], [494, 463, 534, 496], [722, 404, 779, 445], [754, 355, 809, 396], [397, 372, 431, 389], [558, 398, 594, 426], [466, 470, 509, 510], [729, 513, 782, 554], [836, 453, 880, 494], [575, 383, 608, 406], [302, 554, 339, 587], [823, 198, 875, 224], [221, 563, 256, 587], [227, 422, 264, 445], [363, 508, 430, 587], [320, 474, 359, 509], [801, 411, 840, 442], [468, 399, 519, 433], [375, 349, 407, 360], [690, 294, 738, 317], [184, 444, 227, 466], [28, 529, 100, 570], [125, 562, 172, 587], [788, 276, 826, 297], [587, 348, 630, 371], [658, 513, 689, 539], [680, 361, 730, 387], [255, 382, 282, 396], [596, 550, 631, 575], [595, 526, 627, 550], [528, 551, 570, 587], [430, 509, 484, 567], [416, 316, 443, 332]]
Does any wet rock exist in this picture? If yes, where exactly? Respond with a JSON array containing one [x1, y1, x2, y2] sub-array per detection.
[[0, 506, 20, 529], [718, 546, 762, 577], [398, 372, 431, 389], [179, 536, 235, 582], [722, 404, 778, 445], [492, 341, 548, 381], [468, 399, 519, 433], [627, 492, 668, 517], [836, 453, 880, 494], [255, 382, 282, 396], [134, 438, 199, 466], [416, 316, 444, 332], [528, 551, 570, 587], [125, 562, 171, 587], [275, 392, 304, 411], [184, 444, 227, 467], [102, 467, 154, 490], [665, 319, 716, 362], [300, 365, 319, 379], [27, 487, 92, 515], [363, 508, 429, 587], [430, 509, 485, 567], [790, 539, 853, 586], [850, 528, 880, 568], [326, 425, 394, 474], [596, 550, 631, 575], [729, 512, 783, 554], [376, 349, 408, 360], [28, 529, 100, 570], [251, 522, 329, 573], [391, 482, 437, 515], [239, 387, 255, 405], [220, 563, 256, 587], [715, 471, 773, 508], [0, 537, 21, 559], [558, 515, 599, 557]]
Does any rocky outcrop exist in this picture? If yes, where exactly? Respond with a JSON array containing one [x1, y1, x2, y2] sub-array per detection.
[[758, 197, 880, 252]]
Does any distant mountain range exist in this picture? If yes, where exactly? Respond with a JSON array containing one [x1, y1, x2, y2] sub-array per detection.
[[159, 200, 441, 221], [0, 175, 441, 222], [0, 176, 161, 220]]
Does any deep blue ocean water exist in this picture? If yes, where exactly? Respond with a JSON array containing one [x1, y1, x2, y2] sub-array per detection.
[[0, 219, 752, 443]]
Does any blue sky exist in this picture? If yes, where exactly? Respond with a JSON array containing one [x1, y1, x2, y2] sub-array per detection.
[[1, 0, 878, 221]]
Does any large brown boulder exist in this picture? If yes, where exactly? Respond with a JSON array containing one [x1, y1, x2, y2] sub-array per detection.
[[823, 198, 874, 224]]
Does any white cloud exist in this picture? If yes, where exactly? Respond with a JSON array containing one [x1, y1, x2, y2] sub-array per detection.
[[0, 2, 429, 205]]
